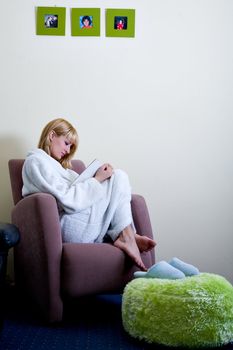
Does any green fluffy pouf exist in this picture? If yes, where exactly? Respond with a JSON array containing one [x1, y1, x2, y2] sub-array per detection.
[[122, 273, 233, 348]]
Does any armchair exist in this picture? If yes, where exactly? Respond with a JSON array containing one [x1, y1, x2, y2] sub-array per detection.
[[8, 159, 155, 322], [0, 222, 20, 329]]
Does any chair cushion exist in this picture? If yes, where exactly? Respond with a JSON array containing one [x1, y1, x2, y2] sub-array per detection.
[[122, 273, 233, 348]]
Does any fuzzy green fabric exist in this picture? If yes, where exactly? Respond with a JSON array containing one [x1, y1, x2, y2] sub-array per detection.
[[122, 273, 233, 348]]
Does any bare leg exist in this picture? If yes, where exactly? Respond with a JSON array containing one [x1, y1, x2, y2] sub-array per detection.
[[135, 233, 156, 252], [114, 225, 147, 271]]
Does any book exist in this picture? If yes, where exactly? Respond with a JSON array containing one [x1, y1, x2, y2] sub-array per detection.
[[75, 159, 103, 183]]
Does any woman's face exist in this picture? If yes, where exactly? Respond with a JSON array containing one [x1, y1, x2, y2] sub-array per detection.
[[83, 19, 90, 27], [49, 132, 72, 160]]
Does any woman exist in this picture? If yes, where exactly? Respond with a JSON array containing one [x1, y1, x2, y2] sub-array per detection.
[[22, 118, 156, 271]]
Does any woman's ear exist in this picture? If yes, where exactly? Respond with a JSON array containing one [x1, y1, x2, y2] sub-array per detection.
[[49, 130, 56, 141]]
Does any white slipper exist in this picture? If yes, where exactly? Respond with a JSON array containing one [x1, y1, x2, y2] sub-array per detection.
[[134, 261, 185, 279]]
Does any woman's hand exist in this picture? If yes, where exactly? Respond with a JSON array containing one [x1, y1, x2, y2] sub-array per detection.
[[94, 163, 114, 182]]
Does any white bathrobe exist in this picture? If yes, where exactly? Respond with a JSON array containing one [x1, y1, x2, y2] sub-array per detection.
[[22, 149, 134, 243]]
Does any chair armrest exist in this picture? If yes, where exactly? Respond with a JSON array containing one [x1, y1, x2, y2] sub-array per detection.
[[12, 192, 63, 322], [131, 194, 155, 264], [0, 223, 20, 293], [0, 223, 20, 251]]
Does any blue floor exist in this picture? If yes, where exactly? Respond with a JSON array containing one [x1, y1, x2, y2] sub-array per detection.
[[0, 289, 232, 350]]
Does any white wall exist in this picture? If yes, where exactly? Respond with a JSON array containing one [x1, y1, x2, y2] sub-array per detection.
[[1, 0, 233, 283]]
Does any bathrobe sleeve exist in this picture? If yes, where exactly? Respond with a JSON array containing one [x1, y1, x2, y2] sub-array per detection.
[[22, 156, 105, 214]]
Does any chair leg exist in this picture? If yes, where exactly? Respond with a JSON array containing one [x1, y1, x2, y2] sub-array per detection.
[[0, 252, 8, 330]]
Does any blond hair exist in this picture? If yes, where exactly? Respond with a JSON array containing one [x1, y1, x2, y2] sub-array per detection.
[[38, 118, 79, 169]]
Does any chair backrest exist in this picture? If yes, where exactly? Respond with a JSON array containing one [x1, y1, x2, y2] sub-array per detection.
[[8, 158, 86, 205]]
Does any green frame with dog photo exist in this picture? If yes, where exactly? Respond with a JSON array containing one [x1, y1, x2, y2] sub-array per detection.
[[36, 7, 66, 36]]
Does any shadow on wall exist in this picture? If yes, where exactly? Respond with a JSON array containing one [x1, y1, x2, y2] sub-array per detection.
[[0, 136, 26, 222]]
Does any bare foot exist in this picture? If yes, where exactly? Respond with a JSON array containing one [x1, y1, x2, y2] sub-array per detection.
[[114, 227, 147, 271], [135, 234, 156, 252]]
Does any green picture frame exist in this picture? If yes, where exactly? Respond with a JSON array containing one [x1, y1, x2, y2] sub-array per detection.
[[106, 9, 135, 38], [71, 8, 100, 37], [36, 7, 66, 36]]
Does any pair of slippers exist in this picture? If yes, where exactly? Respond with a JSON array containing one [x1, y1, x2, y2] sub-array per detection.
[[134, 257, 200, 280]]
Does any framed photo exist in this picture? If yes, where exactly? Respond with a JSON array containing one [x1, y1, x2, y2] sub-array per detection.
[[106, 9, 135, 38], [71, 8, 100, 37], [36, 7, 66, 36]]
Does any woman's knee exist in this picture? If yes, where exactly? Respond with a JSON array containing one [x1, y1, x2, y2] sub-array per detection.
[[114, 169, 129, 182], [113, 169, 131, 192]]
